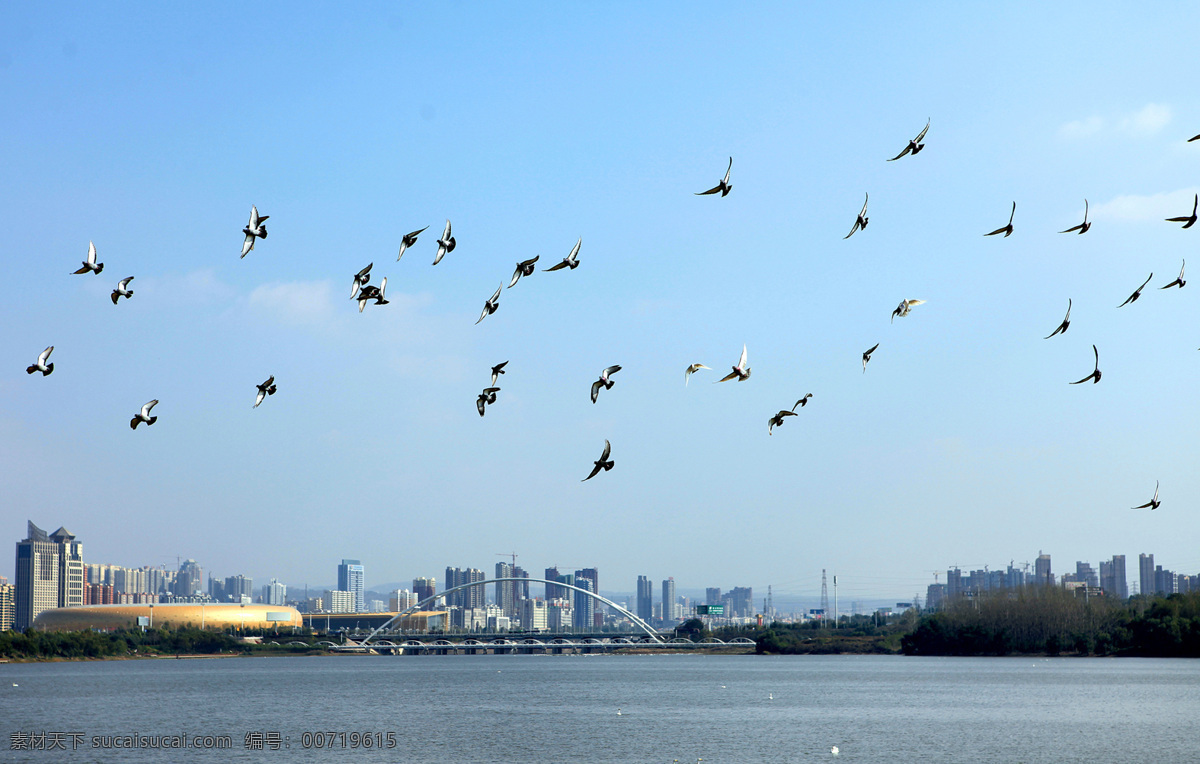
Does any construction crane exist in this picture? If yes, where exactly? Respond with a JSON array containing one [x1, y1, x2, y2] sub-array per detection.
[[495, 552, 519, 568]]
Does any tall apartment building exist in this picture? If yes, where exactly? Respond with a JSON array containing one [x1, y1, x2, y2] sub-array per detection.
[[661, 577, 677, 625], [445, 567, 486, 609], [573, 577, 594, 630], [14, 521, 84, 630], [1035, 553, 1053, 586], [1139, 553, 1154, 597], [636, 575, 653, 622], [706, 587, 721, 606], [323, 590, 355, 613], [728, 586, 754, 618], [412, 577, 436, 604], [174, 559, 203, 598], [262, 579, 286, 606], [338, 559, 365, 612], [1075, 562, 1098, 589], [0, 576, 14, 631], [544, 566, 562, 600], [521, 598, 548, 632], [495, 563, 516, 616]]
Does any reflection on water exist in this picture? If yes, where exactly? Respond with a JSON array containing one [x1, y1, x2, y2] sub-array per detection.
[[3, 654, 1196, 763]]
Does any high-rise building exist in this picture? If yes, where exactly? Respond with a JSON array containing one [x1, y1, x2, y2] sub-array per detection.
[[324, 590, 355, 613], [15, 521, 86, 630], [174, 559, 203, 598], [544, 567, 562, 600], [521, 598, 548, 631], [636, 575, 653, 622], [573, 577, 594, 630], [389, 588, 418, 611], [1035, 553, 1052, 586], [0, 576, 14, 631], [728, 586, 754, 618], [706, 587, 721, 607], [224, 574, 254, 603], [1155, 565, 1176, 596], [262, 579, 286, 606], [445, 567, 486, 609], [413, 577, 436, 604], [1075, 562, 1098, 589], [495, 563, 516, 616], [661, 577, 677, 625], [338, 559, 365, 612], [1139, 554, 1154, 597]]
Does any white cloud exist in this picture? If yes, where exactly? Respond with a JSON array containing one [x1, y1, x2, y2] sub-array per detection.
[[1058, 116, 1103, 139], [1119, 103, 1172, 136], [248, 280, 335, 326], [1091, 187, 1199, 222]]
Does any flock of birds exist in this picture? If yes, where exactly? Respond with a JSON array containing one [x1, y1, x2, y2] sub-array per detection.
[[23, 124, 1200, 497]]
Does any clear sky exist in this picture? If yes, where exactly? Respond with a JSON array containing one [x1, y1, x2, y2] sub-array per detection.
[[3, 3, 1198, 604]]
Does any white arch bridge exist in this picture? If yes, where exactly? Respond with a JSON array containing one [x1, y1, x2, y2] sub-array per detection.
[[331, 635, 757, 655]]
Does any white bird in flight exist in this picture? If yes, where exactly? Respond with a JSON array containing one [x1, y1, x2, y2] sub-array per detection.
[[684, 363, 710, 386], [240, 205, 268, 258], [590, 365, 622, 403], [130, 399, 159, 429], [433, 220, 456, 265], [26, 346, 54, 376], [891, 298, 925, 323], [545, 238, 581, 271], [73, 241, 104, 274], [476, 284, 503, 325], [111, 276, 134, 304], [716, 345, 750, 383]]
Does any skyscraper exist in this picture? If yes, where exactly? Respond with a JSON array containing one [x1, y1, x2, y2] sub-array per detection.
[[445, 567, 486, 608], [636, 575, 652, 621], [1035, 553, 1052, 586], [14, 521, 84, 630], [1139, 553, 1154, 597], [1110, 555, 1127, 599], [262, 579, 286, 606], [544, 567, 562, 600], [661, 577, 676, 625], [338, 559, 365, 612], [496, 562, 516, 616], [573, 577, 594, 630], [174, 559, 203, 598], [412, 577, 436, 604]]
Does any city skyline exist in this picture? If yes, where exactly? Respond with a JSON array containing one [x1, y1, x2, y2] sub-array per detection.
[[3, 5, 1199, 598]]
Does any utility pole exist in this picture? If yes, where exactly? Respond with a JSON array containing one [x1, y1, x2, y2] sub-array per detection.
[[820, 570, 829, 628], [833, 575, 838, 629], [766, 585, 773, 622]]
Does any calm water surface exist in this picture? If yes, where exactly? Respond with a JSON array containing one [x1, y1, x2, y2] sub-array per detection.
[[2, 653, 1197, 762]]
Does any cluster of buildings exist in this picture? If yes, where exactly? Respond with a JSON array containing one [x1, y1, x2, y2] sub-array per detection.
[[925, 552, 1200, 609]]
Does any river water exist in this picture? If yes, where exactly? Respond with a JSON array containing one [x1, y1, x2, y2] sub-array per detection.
[[2, 653, 1196, 762]]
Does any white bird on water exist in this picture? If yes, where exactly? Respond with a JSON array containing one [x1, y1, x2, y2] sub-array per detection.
[[831, 746, 840, 756]]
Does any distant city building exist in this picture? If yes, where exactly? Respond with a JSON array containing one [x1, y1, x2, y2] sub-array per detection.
[[727, 586, 754, 618], [0, 577, 14, 631], [390, 589, 418, 612], [1099, 555, 1128, 599], [413, 577, 436, 604], [262, 579, 286, 606], [338, 559, 365, 612], [636, 575, 652, 622], [521, 598, 548, 632], [495, 563, 516, 617], [1075, 562, 1098, 589], [706, 587, 721, 607], [573, 577, 594, 630], [1139, 554, 1155, 597], [14, 521, 85, 630], [544, 567, 562, 600], [661, 577, 676, 625], [445, 567, 486, 609], [323, 590, 355, 613], [1035, 553, 1053, 586], [174, 559, 203, 598], [1154, 565, 1176, 596]]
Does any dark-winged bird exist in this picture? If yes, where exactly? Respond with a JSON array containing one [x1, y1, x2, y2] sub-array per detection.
[[1166, 194, 1198, 228], [582, 439, 614, 482], [1069, 345, 1101, 385], [111, 276, 134, 304], [590, 365, 622, 403], [357, 277, 388, 312], [73, 241, 103, 274], [490, 361, 508, 387], [351, 263, 372, 300], [26, 346, 54, 376], [862, 343, 879, 373], [1161, 260, 1186, 289], [545, 238, 581, 271], [768, 409, 797, 435], [1132, 481, 1161, 510], [241, 206, 268, 258], [887, 119, 929, 161], [792, 393, 813, 411], [695, 157, 732, 196], [476, 387, 499, 417], [509, 255, 539, 288], [1060, 200, 1091, 234], [476, 284, 502, 325], [131, 399, 159, 429], [254, 376, 277, 408], [1118, 273, 1152, 307], [844, 194, 869, 239], [985, 201, 1015, 237], [397, 226, 428, 260], [1044, 299, 1071, 339]]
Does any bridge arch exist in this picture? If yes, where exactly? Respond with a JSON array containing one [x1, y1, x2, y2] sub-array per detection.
[[363, 577, 663, 644]]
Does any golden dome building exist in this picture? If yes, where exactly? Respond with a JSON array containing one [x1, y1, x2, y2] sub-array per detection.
[[31, 603, 303, 631]]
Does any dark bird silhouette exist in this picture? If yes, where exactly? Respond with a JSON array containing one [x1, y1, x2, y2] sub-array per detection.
[[476, 387, 499, 417], [73, 241, 103, 274], [351, 263, 372, 300], [862, 343, 879, 373], [1189, 134, 1200, 142], [1069, 345, 1101, 385], [397, 226, 428, 260], [111, 276, 134, 304], [590, 365, 622, 404], [844, 194, 869, 239], [887, 119, 929, 161], [1118, 273, 1152, 307], [582, 439, 614, 481], [716, 345, 751, 383], [545, 238, 581, 271], [985, 201, 1015, 237], [356, 277, 388, 312], [1166, 194, 1198, 228], [1161, 260, 1186, 289], [695, 157, 732, 196], [434, 220, 456, 265], [509, 255, 539, 288], [254, 376, 277, 408], [1132, 480, 1161, 510], [792, 393, 813, 411], [240, 206, 268, 258], [1044, 299, 1071, 339], [490, 361, 508, 388], [767, 409, 797, 435], [1060, 200, 1091, 234], [476, 284, 502, 325]]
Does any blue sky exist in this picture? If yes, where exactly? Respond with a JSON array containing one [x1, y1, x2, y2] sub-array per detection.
[[3, 3, 1198, 605]]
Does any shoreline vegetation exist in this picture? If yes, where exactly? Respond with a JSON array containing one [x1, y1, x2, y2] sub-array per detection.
[[5, 591, 1200, 662]]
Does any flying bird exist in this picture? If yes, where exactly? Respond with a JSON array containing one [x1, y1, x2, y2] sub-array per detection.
[[240, 205, 268, 258], [110, 276, 134, 304], [254, 376, 277, 408], [985, 201, 1016, 237], [509, 255, 539, 288], [545, 238, 582, 271], [25, 346, 54, 376], [130, 399, 159, 429], [1190, 134, 1200, 142], [1165, 194, 1198, 228], [351, 263, 372, 299], [684, 363, 710, 386], [590, 365, 622, 403], [1117, 273, 1152, 307], [396, 225, 428, 260], [844, 193, 869, 239], [891, 298, 925, 323], [490, 361, 508, 387], [716, 345, 751, 383], [476, 387, 499, 417], [792, 393, 813, 410], [1161, 260, 1186, 289], [886, 119, 929, 161], [476, 284, 503, 325], [862, 343, 879, 373], [433, 220, 456, 265], [582, 439, 614, 482], [73, 241, 104, 274], [695, 157, 733, 196], [1044, 299, 1071, 339], [1132, 481, 1161, 510], [357, 277, 388, 312], [1069, 344, 1101, 385], [1060, 199, 1091, 234], [768, 409, 797, 435]]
